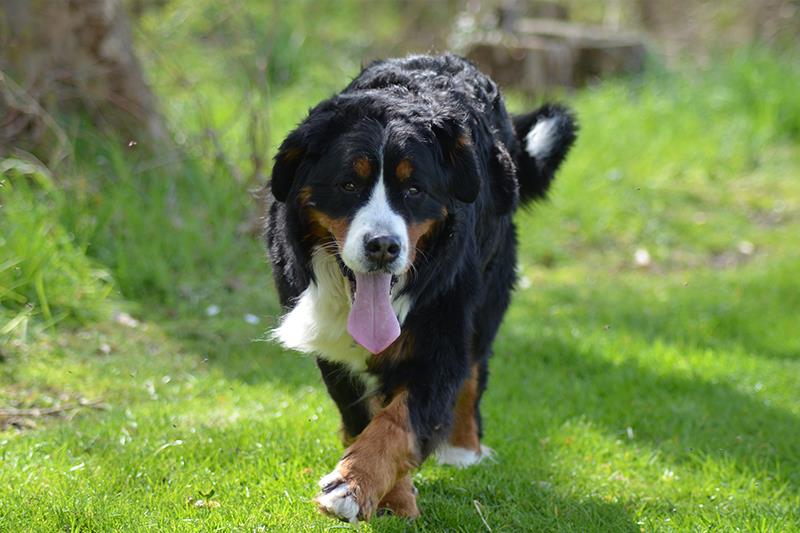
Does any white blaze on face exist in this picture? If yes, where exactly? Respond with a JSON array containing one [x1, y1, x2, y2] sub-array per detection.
[[341, 175, 409, 274]]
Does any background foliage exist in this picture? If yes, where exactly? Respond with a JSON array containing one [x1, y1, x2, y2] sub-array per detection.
[[1, 1, 799, 531]]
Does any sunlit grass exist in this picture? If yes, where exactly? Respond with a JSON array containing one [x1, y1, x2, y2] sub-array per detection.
[[1, 8, 799, 530], [2, 254, 798, 531], [0, 161, 114, 327]]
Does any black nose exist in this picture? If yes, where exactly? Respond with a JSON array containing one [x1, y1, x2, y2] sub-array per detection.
[[364, 235, 401, 267]]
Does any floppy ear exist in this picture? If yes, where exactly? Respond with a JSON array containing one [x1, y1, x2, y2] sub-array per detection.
[[270, 128, 306, 202], [271, 108, 336, 202], [433, 120, 481, 204]]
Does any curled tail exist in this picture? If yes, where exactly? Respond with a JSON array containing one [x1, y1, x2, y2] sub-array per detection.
[[512, 104, 578, 204]]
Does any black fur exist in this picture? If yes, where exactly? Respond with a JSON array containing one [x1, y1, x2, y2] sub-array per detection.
[[512, 104, 578, 202], [265, 54, 576, 460]]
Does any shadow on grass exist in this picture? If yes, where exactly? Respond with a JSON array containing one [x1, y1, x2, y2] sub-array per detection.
[[495, 331, 800, 495], [112, 258, 798, 527], [403, 474, 639, 532], [165, 319, 319, 389], [533, 260, 800, 362], [148, 277, 321, 390]]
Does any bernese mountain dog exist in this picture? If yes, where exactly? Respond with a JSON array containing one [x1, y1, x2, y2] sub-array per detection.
[[265, 54, 576, 522]]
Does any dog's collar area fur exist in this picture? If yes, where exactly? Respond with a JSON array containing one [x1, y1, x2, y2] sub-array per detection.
[[271, 250, 412, 372]]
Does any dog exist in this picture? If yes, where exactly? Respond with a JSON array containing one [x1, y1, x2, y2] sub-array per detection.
[[265, 54, 576, 522]]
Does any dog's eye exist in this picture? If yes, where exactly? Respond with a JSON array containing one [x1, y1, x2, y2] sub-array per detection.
[[406, 186, 421, 197], [341, 181, 357, 192]]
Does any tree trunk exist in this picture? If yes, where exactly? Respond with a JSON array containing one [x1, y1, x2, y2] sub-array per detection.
[[0, 0, 166, 159]]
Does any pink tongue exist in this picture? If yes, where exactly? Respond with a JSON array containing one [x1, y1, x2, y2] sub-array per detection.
[[347, 272, 401, 354]]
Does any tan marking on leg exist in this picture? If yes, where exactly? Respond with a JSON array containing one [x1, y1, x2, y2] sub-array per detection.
[[449, 365, 480, 451], [366, 394, 384, 418], [317, 391, 419, 521], [340, 428, 357, 447], [339, 395, 383, 447], [378, 474, 419, 519]]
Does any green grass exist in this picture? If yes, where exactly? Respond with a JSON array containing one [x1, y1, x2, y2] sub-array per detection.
[[0, 160, 114, 328], [2, 3, 800, 529]]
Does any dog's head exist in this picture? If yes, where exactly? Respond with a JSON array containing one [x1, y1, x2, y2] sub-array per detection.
[[270, 93, 488, 353], [270, 95, 480, 278]]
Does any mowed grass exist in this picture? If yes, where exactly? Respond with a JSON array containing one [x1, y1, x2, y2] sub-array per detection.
[[2, 15, 800, 532]]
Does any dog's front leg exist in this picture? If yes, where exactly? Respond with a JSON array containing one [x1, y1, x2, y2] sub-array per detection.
[[315, 365, 467, 521], [316, 297, 471, 522], [315, 390, 419, 522]]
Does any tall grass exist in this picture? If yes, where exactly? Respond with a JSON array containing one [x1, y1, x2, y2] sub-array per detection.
[[53, 135, 261, 304], [0, 159, 113, 328]]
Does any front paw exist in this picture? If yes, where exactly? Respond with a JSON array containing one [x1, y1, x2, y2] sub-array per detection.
[[315, 469, 363, 523]]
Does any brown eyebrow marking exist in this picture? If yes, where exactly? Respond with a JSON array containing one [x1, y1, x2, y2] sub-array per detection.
[[395, 159, 413, 181], [353, 157, 372, 178]]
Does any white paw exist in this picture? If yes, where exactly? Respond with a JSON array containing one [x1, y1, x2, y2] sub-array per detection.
[[316, 470, 360, 523], [435, 444, 495, 468]]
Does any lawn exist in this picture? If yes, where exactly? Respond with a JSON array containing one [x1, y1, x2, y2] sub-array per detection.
[[2, 3, 799, 531]]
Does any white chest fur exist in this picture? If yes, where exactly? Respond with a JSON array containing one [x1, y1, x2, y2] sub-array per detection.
[[272, 251, 412, 373]]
